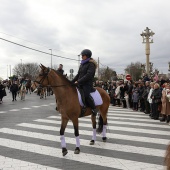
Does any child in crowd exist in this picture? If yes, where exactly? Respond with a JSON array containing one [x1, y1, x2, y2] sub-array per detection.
[[132, 90, 139, 111]]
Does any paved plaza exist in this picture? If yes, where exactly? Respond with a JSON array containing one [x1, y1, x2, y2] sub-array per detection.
[[0, 90, 169, 169]]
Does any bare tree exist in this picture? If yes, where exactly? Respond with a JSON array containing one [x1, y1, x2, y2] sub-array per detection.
[[125, 62, 143, 81], [99, 67, 117, 82], [13, 63, 40, 80]]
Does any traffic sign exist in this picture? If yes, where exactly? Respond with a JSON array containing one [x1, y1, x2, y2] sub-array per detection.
[[126, 74, 131, 80]]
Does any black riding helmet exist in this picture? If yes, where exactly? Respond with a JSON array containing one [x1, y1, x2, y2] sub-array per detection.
[[80, 49, 92, 58]]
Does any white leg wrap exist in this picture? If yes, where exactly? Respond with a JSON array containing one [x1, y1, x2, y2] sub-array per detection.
[[60, 135, 66, 148], [92, 129, 96, 141], [102, 125, 107, 138], [76, 136, 80, 147]]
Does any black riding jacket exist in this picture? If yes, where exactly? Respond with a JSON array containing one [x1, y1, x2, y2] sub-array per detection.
[[72, 58, 97, 87]]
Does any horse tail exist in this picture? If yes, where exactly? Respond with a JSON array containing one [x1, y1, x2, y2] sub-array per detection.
[[96, 114, 103, 134], [165, 143, 170, 170]]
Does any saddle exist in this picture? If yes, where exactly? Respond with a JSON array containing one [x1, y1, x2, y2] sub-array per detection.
[[77, 87, 103, 117]]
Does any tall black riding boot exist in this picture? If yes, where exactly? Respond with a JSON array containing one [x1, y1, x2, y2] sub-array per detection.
[[87, 96, 98, 116]]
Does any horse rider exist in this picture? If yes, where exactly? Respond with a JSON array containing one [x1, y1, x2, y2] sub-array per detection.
[[72, 49, 98, 116], [57, 64, 64, 75]]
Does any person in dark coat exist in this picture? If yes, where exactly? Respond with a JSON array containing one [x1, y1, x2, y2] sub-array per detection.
[[151, 83, 162, 120], [10, 81, 19, 101], [127, 80, 133, 108], [142, 73, 150, 82], [72, 49, 97, 116], [120, 82, 127, 108], [57, 64, 64, 75], [138, 82, 145, 111], [142, 81, 150, 114], [0, 81, 6, 104], [132, 89, 139, 111]]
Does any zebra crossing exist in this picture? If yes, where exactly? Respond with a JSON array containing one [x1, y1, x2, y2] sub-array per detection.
[[0, 106, 169, 170]]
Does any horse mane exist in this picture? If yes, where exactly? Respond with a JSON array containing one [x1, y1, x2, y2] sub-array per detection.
[[53, 69, 73, 86]]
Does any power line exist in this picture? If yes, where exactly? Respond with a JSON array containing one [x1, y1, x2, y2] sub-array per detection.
[[0, 37, 78, 61], [0, 31, 76, 56]]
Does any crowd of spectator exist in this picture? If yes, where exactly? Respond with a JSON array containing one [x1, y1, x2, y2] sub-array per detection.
[[1, 73, 170, 126], [0, 78, 31, 102], [95, 74, 170, 125]]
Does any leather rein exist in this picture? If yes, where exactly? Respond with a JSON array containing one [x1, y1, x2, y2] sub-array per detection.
[[34, 68, 72, 88]]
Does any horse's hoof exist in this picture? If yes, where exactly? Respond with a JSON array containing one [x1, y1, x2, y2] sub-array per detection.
[[102, 137, 107, 142], [89, 140, 95, 145], [74, 147, 80, 154], [62, 148, 68, 156], [56, 107, 58, 111]]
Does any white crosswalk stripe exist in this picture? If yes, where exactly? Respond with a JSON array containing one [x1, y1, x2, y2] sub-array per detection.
[[0, 106, 169, 170], [48, 115, 170, 129]]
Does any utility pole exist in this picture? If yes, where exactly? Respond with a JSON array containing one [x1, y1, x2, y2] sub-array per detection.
[[140, 27, 155, 76], [98, 57, 100, 80], [49, 49, 52, 68], [9, 65, 11, 77], [7, 65, 8, 79]]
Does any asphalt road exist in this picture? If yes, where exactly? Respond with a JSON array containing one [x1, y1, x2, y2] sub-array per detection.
[[0, 89, 169, 170]]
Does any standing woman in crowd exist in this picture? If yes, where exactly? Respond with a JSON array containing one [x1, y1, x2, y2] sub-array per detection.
[[160, 83, 167, 122], [138, 82, 145, 112], [150, 83, 162, 120], [142, 81, 151, 114], [110, 81, 116, 106], [127, 80, 133, 108], [115, 81, 121, 107], [120, 81, 128, 108], [147, 82, 155, 118], [132, 82, 139, 111], [160, 83, 170, 123], [0, 81, 6, 104]]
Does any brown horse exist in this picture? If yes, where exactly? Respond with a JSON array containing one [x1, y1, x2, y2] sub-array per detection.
[[35, 64, 110, 156], [25, 79, 32, 94], [31, 81, 47, 99]]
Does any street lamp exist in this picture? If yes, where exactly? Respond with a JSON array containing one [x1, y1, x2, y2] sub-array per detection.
[[49, 49, 52, 68], [7, 65, 8, 79], [140, 27, 155, 76], [168, 62, 170, 71]]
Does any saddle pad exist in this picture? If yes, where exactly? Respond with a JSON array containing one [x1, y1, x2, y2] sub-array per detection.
[[77, 88, 103, 107]]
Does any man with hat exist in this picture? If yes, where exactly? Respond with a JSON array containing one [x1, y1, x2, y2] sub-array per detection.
[[72, 49, 98, 116]]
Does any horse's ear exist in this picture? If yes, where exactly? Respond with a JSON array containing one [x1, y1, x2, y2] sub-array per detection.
[[40, 64, 46, 69]]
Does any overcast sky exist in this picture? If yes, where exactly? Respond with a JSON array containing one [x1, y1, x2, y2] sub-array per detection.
[[0, 0, 170, 80]]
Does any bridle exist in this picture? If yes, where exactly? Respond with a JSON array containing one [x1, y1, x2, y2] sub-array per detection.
[[34, 68, 73, 88]]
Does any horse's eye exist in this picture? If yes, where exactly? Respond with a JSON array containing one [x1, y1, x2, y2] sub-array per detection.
[[39, 74, 43, 76]]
